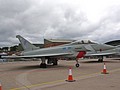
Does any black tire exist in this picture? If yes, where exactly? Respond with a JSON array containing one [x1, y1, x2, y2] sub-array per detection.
[[53, 60, 58, 65], [40, 63, 47, 68], [76, 64, 80, 67], [98, 58, 103, 62]]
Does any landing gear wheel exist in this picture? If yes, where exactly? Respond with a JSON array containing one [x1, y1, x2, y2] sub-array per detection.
[[98, 58, 103, 62], [76, 63, 80, 67], [53, 60, 58, 65], [40, 63, 47, 68]]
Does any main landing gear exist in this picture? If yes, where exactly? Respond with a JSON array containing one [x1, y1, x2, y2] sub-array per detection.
[[40, 57, 58, 68], [98, 56, 103, 62], [40, 57, 47, 68]]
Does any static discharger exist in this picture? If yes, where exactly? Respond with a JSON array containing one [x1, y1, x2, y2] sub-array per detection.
[[101, 63, 109, 74], [66, 67, 76, 82]]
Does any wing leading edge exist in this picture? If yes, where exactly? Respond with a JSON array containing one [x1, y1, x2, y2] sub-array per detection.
[[85, 52, 117, 56], [1, 52, 73, 59]]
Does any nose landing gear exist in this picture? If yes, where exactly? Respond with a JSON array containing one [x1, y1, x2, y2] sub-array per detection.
[[75, 59, 80, 67], [76, 63, 80, 67]]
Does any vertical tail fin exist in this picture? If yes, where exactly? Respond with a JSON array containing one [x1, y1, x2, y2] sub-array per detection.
[[16, 35, 39, 51]]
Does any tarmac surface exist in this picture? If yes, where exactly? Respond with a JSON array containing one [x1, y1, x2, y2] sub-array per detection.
[[0, 58, 120, 90]]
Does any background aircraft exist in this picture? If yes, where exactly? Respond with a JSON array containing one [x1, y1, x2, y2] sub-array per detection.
[[0, 52, 7, 62], [85, 45, 120, 62], [1, 35, 116, 68]]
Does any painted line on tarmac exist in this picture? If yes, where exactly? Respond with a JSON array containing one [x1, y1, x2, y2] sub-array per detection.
[[75, 68, 120, 81], [10, 68, 120, 90], [10, 80, 64, 90]]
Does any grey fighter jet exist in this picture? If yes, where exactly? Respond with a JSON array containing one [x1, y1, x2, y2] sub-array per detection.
[[1, 35, 115, 68], [85, 45, 120, 62]]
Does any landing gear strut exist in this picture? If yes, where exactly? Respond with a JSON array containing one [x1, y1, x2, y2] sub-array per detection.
[[47, 58, 58, 65], [98, 56, 103, 62], [75, 59, 80, 67], [53, 58, 58, 65], [40, 57, 47, 68]]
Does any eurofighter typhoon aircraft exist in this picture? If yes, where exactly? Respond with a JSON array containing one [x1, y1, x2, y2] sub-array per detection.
[[1, 35, 116, 68]]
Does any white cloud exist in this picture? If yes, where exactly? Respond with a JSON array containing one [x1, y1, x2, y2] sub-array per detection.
[[0, 0, 120, 47]]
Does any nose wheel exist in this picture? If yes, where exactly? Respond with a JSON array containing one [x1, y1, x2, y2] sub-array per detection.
[[76, 63, 80, 67]]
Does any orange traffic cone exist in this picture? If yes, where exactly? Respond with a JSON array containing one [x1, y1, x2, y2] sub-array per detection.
[[0, 81, 2, 90], [66, 67, 75, 82], [101, 63, 109, 74]]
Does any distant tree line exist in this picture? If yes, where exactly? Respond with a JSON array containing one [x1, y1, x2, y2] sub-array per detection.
[[0, 45, 18, 52]]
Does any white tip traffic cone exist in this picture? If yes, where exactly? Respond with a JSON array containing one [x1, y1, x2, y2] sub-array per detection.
[[101, 63, 109, 74], [0, 81, 2, 90], [66, 67, 75, 82]]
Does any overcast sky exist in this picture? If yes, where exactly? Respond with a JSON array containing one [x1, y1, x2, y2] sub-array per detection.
[[0, 0, 120, 47]]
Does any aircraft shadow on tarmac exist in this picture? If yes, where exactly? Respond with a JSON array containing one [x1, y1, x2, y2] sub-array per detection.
[[81, 60, 120, 63], [112, 58, 120, 60], [81, 61, 102, 63], [8, 64, 73, 71]]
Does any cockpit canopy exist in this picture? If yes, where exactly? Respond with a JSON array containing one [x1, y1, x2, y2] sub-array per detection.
[[70, 40, 97, 45]]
